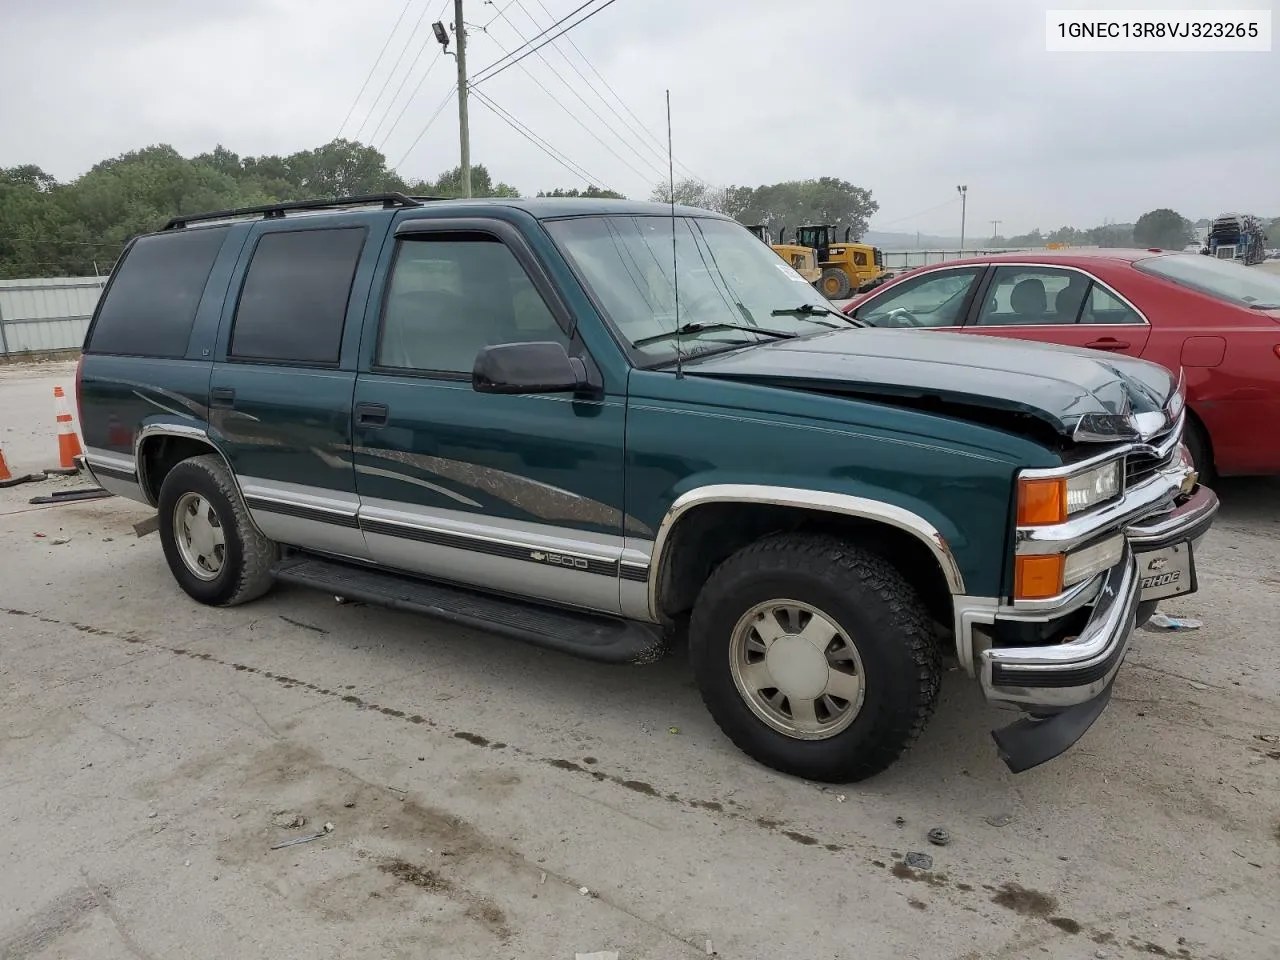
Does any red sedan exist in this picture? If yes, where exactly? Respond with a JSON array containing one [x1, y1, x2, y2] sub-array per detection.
[[840, 250, 1280, 478]]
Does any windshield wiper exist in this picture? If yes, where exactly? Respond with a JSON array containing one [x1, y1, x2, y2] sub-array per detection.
[[769, 303, 857, 328], [770, 303, 834, 317], [633, 322, 795, 347], [1246, 303, 1280, 310]]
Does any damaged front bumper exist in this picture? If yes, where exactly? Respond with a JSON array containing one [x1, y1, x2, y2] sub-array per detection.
[[957, 473, 1218, 773]]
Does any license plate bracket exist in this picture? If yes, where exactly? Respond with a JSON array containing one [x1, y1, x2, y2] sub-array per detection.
[[1135, 541, 1196, 602]]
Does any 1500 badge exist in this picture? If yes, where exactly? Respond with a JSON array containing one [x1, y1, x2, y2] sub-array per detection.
[[530, 550, 589, 570]]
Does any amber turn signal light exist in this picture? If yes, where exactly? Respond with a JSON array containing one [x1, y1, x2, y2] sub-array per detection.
[[1015, 554, 1066, 601], [1017, 477, 1067, 526]]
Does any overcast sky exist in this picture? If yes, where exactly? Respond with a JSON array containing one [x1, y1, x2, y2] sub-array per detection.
[[1, 0, 1276, 236]]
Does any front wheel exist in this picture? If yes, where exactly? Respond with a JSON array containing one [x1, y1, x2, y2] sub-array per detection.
[[689, 533, 941, 782], [158, 454, 278, 606], [819, 268, 852, 300]]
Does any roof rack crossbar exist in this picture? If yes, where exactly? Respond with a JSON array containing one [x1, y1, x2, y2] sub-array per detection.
[[162, 192, 431, 230]]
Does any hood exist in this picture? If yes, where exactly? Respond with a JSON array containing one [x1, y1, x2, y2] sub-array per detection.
[[682, 328, 1179, 442]]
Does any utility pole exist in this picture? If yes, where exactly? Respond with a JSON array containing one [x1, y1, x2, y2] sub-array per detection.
[[990, 219, 1001, 239], [433, 5, 471, 197], [454, 0, 471, 198], [957, 184, 968, 252]]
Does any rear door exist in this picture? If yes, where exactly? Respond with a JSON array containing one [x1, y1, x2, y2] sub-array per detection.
[[960, 265, 1151, 357], [350, 216, 628, 615], [209, 213, 390, 560]]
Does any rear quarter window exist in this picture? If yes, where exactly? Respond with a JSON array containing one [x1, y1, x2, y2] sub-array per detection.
[[228, 227, 366, 365], [86, 227, 230, 357]]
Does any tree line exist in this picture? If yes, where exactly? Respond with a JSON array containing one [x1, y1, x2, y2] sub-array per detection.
[[0, 139, 631, 278], [650, 177, 880, 245], [0, 138, 883, 279], [995, 208, 1277, 252]]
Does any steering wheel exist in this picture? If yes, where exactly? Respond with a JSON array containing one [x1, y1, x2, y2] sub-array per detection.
[[885, 306, 925, 328]]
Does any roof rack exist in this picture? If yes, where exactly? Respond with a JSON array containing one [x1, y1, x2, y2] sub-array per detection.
[[162, 192, 438, 231]]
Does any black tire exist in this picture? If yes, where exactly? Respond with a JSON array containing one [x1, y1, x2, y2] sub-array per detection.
[[1135, 599, 1159, 628], [157, 454, 278, 607], [1184, 417, 1214, 485], [819, 267, 852, 300], [688, 533, 941, 783]]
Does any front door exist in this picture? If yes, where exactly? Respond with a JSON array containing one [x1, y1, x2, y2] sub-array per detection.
[[351, 218, 628, 615]]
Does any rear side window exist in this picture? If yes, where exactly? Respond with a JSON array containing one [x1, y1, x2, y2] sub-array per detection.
[[87, 227, 229, 357], [229, 227, 366, 364]]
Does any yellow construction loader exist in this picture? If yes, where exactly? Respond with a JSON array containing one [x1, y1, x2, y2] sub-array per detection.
[[746, 224, 822, 285], [792, 225, 887, 299]]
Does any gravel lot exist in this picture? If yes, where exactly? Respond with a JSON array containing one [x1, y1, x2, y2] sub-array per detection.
[[2, 361, 1278, 960]]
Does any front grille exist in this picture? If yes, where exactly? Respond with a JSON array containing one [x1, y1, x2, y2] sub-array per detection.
[[1124, 432, 1179, 488]]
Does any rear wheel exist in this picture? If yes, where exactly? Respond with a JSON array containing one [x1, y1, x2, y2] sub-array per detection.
[[819, 268, 852, 300], [158, 454, 278, 606], [689, 533, 941, 782]]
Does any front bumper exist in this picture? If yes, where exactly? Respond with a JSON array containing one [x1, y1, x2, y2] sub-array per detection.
[[967, 483, 1219, 771]]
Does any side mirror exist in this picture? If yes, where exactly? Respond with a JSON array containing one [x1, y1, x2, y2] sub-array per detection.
[[473, 341, 588, 395]]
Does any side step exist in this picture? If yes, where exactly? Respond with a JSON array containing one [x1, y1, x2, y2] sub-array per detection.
[[273, 557, 667, 665]]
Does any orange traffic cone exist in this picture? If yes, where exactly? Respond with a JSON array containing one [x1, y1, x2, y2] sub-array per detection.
[[0, 445, 43, 488], [54, 385, 84, 472]]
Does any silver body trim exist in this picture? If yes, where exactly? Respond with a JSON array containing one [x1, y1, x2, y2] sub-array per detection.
[[646, 484, 965, 622], [358, 497, 629, 615]]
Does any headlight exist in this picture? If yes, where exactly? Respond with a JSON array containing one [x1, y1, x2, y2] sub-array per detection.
[[1017, 460, 1122, 526], [1065, 461, 1122, 514]]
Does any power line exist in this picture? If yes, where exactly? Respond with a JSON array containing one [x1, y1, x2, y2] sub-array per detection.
[[471, 0, 621, 86], [368, 0, 452, 148], [336, 0, 414, 140], [470, 0, 596, 81], [479, 9, 666, 181], [354, 2, 435, 143], [376, 47, 447, 152], [519, 0, 706, 185], [395, 84, 459, 169], [472, 30, 663, 184], [468, 87, 611, 190], [873, 197, 960, 229]]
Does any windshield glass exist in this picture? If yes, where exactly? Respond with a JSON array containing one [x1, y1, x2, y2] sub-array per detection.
[[1135, 253, 1280, 308], [544, 215, 847, 364]]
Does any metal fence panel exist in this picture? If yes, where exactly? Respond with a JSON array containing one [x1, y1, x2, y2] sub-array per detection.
[[0, 277, 104, 355]]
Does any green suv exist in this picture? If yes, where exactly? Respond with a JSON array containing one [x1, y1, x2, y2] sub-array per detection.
[[75, 194, 1218, 782]]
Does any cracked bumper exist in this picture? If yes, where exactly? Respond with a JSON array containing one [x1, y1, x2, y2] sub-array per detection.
[[970, 484, 1219, 772]]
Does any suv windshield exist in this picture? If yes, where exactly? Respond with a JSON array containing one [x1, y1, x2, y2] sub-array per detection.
[[544, 215, 849, 364], [1135, 253, 1280, 309]]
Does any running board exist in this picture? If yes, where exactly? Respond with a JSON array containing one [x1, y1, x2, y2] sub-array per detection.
[[272, 557, 667, 665]]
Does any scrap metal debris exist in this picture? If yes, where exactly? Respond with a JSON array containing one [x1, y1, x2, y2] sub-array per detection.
[[903, 852, 933, 870], [1147, 612, 1202, 631], [927, 828, 951, 846], [270, 832, 327, 850]]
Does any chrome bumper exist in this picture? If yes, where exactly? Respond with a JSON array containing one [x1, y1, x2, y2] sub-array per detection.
[[978, 484, 1218, 709]]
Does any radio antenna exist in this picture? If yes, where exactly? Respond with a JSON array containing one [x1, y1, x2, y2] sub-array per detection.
[[667, 89, 683, 379]]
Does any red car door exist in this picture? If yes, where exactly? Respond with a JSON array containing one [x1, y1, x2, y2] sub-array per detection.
[[959, 265, 1151, 357]]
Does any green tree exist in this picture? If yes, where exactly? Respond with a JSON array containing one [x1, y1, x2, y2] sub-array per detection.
[[537, 185, 626, 199], [650, 177, 879, 240], [424, 164, 519, 198], [1133, 208, 1192, 250]]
